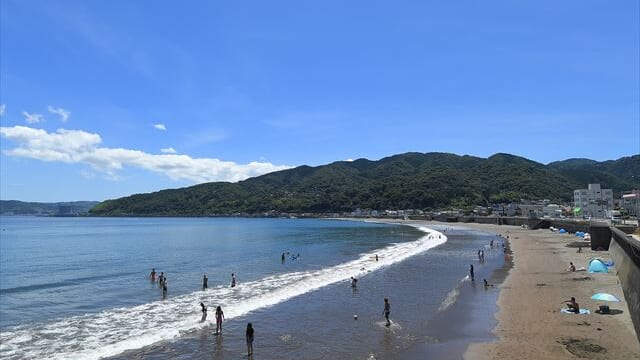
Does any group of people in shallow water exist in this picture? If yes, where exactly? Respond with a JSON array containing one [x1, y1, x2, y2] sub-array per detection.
[[149, 268, 168, 296], [145, 251, 393, 356], [198, 301, 254, 356], [469, 235, 508, 287], [281, 251, 301, 264]]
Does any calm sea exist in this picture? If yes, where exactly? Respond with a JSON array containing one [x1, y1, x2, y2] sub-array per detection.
[[0, 217, 504, 359]]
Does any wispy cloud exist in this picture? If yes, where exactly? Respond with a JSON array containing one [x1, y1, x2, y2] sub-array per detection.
[[153, 123, 166, 131], [0, 126, 291, 183], [0, 104, 5, 117], [23, 112, 44, 124], [47, 106, 71, 122], [160, 147, 177, 154]]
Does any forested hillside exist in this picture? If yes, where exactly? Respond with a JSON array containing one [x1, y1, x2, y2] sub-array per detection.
[[90, 153, 639, 216]]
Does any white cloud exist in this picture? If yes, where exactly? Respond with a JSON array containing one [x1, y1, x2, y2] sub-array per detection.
[[0, 104, 5, 116], [47, 106, 71, 122], [160, 147, 177, 154], [153, 123, 166, 131], [0, 125, 291, 183], [23, 112, 44, 124], [344, 158, 354, 162]]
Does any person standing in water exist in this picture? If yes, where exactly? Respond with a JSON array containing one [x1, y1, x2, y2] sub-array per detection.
[[469, 264, 475, 282], [215, 306, 225, 334], [202, 274, 208, 290], [162, 277, 168, 296], [375, 254, 379, 261], [350, 276, 358, 288], [231, 273, 236, 287], [150, 268, 156, 282], [281, 252, 286, 264], [158, 272, 165, 286], [383, 298, 391, 326], [200, 302, 208, 321], [246, 322, 254, 356]]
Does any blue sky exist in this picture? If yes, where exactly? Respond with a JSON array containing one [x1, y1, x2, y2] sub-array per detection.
[[1, 1, 638, 202]]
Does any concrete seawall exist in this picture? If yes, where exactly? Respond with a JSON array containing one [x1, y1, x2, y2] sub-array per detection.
[[609, 227, 640, 344]]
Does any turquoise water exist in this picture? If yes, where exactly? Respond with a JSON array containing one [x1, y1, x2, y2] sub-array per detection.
[[0, 217, 503, 359]]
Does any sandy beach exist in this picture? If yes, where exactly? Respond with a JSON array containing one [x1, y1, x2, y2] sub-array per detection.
[[456, 222, 640, 360]]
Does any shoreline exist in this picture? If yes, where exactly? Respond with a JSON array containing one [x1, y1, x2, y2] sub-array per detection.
[[454, 222, 640, 360]]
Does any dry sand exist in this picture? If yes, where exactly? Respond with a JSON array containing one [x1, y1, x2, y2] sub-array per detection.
[[458, 222, 640, 360]]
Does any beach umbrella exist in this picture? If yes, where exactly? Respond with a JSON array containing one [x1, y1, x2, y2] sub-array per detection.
[[591, 293, 620, 302]]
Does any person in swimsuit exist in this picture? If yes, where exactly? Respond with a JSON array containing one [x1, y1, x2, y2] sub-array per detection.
[[375, 254, 379, 261], [215, 306, 225, 334], [200, 302, 207, 321], [202, 274, 208, 290], [162, 277, 168, 296], [483, 279, 495, 287], [246, 322, 254, 356], [383, 298, 391, 326], [568, 262, 576, 272], [231, 273, 236, 288], [351, 276, 358, 288], [563, 297, 580, 313], [150, 268, 156, 282], [158, 272, 165, 286], [281, 252, 286, 264], [469, 264, 475, 282]]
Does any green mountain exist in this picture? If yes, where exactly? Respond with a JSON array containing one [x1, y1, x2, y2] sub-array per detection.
[[0, 200, 100, 216], [90, 152, 639, 216]]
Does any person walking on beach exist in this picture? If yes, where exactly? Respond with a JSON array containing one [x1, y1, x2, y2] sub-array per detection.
[[230, 273, 237, 287], [202, 274, 208, 290], [383, 298, 391, 326], [246, 322, 254, 356], [469, 264, 475, 282], [200, 302, 208, 321], [215, 306, 225, 334], [150, 268, 156, 282]]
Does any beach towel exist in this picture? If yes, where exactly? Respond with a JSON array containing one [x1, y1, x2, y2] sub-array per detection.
[[561, 308, 590, 315]]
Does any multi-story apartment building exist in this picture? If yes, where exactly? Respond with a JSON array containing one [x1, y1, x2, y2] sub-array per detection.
[[573, 183, 613, 219]]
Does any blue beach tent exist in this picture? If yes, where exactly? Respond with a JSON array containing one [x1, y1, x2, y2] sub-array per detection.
[[559, 229, 567, 234], [588, 259, 608, 273]]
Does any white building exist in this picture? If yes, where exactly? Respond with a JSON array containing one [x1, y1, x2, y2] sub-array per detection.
[[573, 184, 613, 219], [622, 190, 640, 217]]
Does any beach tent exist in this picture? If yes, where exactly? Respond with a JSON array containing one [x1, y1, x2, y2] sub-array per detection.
[[588, 259, 608, 273], [559, 229, 567, 234]]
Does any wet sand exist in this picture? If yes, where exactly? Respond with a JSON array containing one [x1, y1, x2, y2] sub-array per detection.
[[458, 222, 640, 360]]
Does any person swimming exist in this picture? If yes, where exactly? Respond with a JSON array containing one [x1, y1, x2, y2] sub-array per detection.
[[483, 279, 494, 287]]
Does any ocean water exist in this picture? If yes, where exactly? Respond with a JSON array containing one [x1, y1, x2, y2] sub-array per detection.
[[0, 217, 504, 359]]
